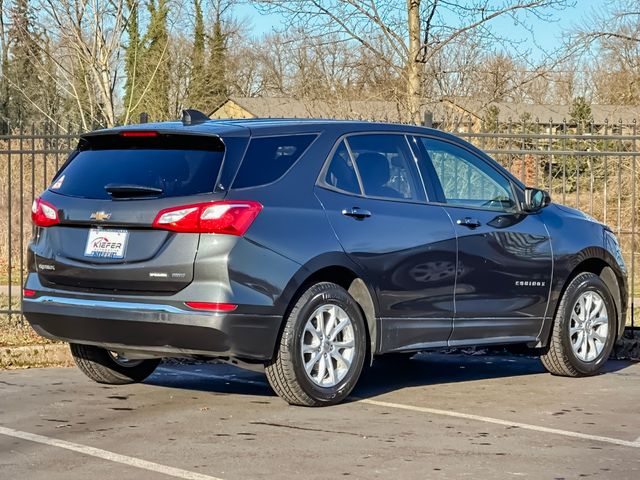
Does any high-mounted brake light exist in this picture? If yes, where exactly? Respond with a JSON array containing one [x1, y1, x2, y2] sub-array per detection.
[[152, 201, 262, 235], [184, 302, 238, 312], [120, 131, 159, 137], [31, 198, 59, 227]]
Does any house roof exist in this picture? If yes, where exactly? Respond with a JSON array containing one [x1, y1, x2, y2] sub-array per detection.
[[211, 96, 640, 126], [443, 98, 640, 125], [213, 96, 450, 123]]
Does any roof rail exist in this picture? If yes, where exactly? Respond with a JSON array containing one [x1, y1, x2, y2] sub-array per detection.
[[181, 109, 210, 126]]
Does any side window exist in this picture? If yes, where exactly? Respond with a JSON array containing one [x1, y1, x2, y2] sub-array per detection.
[[233, 134, 316, 189], [346, 134, 423, 201], [419, 138, 517, 212], [324, 141, 361, 194]]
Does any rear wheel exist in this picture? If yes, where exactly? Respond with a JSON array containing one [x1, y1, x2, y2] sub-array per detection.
[[266, 282, 367, 406], [70, 343, 160, 384], [541, 272, 616, 377]]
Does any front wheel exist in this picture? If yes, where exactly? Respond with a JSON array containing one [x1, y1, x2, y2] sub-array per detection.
[[266, 282, 367, 406], [70, 343, 160, 384], [541, 272, 616, 377]]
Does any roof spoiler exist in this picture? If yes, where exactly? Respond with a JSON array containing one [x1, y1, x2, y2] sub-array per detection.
[[182, 109, 209, 126]]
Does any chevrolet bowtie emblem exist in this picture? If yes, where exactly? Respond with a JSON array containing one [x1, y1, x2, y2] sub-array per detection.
[[90, 211, 112, 221]]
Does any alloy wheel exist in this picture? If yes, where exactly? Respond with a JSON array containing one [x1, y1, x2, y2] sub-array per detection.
[[569, 291, 609, 362], [300, 304, 356, 387]]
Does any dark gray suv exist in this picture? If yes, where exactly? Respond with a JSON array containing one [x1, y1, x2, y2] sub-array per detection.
[[23, 115, 628, 406]]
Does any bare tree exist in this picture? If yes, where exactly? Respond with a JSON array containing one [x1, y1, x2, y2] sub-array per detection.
[[569, 0, 640, 105], [255, 0, 571, 123], [224, 27, 404, 108], [574, 0, 639, 46], [0, 0, 10, 127], [226, 39, 265, 96], [36, 0, 130, 128]]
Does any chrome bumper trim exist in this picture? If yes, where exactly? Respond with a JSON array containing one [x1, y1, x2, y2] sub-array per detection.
[[24, 295, 201, 315]]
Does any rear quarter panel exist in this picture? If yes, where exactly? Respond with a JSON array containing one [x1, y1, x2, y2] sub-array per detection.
[[224, 128, 374, 317]]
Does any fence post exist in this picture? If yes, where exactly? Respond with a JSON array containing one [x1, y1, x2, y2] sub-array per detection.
[[547, 117, 553, 191], [30, 124, 35, 206], [632, 119, 637, 332], [604, 118, 609, 225], [6, 123, 12, 316], [18, 123, 24, 314], [423, 111, 433, 128]]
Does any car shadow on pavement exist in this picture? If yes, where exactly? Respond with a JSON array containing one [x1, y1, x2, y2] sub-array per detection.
[[356, 353, 636, 400], [355, 353, 636, 400], [146, 362, 277, 397], [354, 353, 545, 399], [144, 353, 636, 401]]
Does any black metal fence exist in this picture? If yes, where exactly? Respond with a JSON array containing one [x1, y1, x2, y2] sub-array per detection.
[[0, 119, 637, 328], [453, 117, 637, 331], [1, 125, 80, 320]]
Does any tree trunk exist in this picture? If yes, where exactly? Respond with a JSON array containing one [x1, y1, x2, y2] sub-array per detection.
[[0, 0, 9, 130], [406, 0, 422, 125]]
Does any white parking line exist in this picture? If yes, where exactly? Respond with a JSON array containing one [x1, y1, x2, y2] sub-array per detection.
[[0, 426, 224, 480], [358, 399, 640, 449]]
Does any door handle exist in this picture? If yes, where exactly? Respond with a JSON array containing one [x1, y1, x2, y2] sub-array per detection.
[[342, 207, 372, 219], [456, 217, 481, 228]]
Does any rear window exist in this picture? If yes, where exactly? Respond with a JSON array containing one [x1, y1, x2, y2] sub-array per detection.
[[52, 137, 224, 200], [232, 134, 316, 189]]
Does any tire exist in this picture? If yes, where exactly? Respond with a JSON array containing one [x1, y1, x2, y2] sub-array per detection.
[[70, 343, 160, 385], [541, 272, 617, 377], [265, 282, 367, 406]]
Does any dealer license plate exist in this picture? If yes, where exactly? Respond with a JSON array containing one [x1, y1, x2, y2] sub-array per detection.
[[84, 229, 128, 259]]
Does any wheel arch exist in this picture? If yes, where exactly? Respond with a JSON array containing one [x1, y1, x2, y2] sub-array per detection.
[[540, 253, 624, 348], [275, 255, 379, 363]]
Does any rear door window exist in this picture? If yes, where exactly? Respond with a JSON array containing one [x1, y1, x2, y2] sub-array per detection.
[[52, 135, 225, 200], [324, 141, 361, 195], [232, 134, 317, 189], [345, 134, 424, 201]]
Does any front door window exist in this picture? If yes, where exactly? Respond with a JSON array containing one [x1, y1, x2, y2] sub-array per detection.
[[418, 138, 517, 212]]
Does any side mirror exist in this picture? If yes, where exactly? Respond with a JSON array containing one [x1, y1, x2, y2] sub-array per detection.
[[524, 188, 551, 212]]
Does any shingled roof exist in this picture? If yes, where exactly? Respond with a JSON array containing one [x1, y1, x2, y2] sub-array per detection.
[[210, 96, 639, 126], [442, 98, 640, 125], [210, 96, 449, 123]]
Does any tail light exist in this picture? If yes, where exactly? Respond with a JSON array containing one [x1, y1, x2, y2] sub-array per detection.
[[120, 131, 158, 137], [31, 198, 59, 227], [152, 201, 262, 235]]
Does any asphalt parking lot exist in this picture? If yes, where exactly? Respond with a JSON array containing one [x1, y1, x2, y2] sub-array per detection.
[[1, 353, 639, 480]]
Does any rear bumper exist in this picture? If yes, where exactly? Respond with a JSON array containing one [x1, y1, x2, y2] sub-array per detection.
[[23, 294, 282, 362]]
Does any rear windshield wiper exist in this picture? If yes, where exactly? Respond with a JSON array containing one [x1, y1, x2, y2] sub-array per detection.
[[105, 183, 163, 198]]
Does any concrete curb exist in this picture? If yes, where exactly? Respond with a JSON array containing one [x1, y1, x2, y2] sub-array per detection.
[[0, 343, 74, 369]]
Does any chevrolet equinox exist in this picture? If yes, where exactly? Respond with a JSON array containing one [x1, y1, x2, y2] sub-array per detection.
[[23, 113, 628, 406]]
